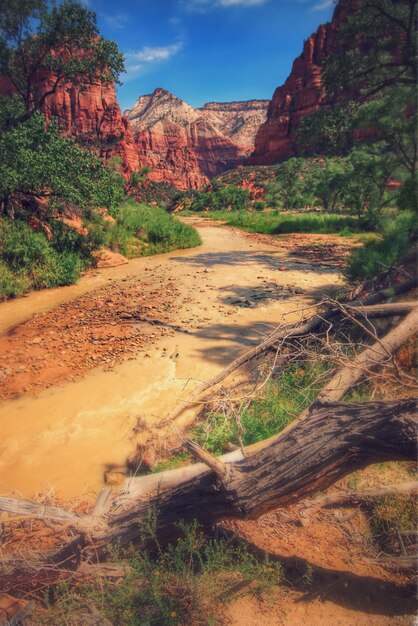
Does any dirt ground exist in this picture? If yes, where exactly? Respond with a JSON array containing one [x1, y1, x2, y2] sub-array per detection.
[[0, 220, 415, 625]]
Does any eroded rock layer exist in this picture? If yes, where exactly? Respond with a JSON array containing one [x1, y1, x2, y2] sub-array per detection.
[[0, 74, 139, 177], [125, 89, 268, 190], [251, 0, 353, 164]]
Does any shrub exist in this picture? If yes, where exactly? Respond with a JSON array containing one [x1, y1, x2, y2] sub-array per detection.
[[0, 219, 87, 299], [344, 211, 417, 283], [194, 361, 329, 454], [39, 518, 282, 625]]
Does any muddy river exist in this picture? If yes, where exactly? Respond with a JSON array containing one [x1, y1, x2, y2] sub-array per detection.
[[0, 221, 343, 499]]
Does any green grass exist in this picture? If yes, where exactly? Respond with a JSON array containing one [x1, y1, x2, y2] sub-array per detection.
[[37, 517, 282, 625], [97, 199, 202, 258], [193, 361, 329, 455], [187, 210, 372, 236], [0, 199, 201, 301]]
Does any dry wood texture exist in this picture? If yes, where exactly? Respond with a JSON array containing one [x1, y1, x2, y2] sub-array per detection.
[[2, 398, 415, 591]]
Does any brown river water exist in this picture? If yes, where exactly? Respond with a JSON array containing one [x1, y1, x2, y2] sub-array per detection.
[[0, 221, 342, 499]]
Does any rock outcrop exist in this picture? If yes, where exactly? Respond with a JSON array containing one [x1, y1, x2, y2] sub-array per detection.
[[0, 74, 139, 177], [199, 100, 269, 156], [125, 89, 268, 190], [251, 0, 353, 164]]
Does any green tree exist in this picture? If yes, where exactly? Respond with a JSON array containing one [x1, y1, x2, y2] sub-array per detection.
[[265, 159, 311, 210], [324, 0, 416, 100], [310, 158, 348, 212], [0, 0, 124, 125], [341, 144, 397, 226], [0, 96, 124, 218], [297, 102, 358, 156]]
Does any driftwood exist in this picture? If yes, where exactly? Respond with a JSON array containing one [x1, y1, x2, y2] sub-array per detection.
[[315, 305, 418, 404], [1, 397, 416, 590], [162, 286, 417, 423]]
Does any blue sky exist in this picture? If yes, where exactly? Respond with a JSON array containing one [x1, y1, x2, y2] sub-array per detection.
[[85, 0, 336, 111]]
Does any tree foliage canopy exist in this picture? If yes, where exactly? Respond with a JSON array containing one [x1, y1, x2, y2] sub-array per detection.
[[0, 95, 124, 218], [0, 0, 124, 123]]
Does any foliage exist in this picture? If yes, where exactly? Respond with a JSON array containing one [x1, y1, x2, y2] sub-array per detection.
[[0, 96, 125, 218], [0, 0, 124, 122], [207, 210, 369, 236], [194, 361, 329, 455], [0, 218, 87, 299], [343, 211, 417, 283], [264, 158, 312, 210], [298, 102, 358, 155], [188, 185, 250, 212], [324, 0, 416, 101], [39, 519, 282, 625], [103, 199, 201, 257]]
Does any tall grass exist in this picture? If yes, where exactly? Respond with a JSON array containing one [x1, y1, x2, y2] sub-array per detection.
[[0, 200, 201, 301], [98, 199, 201, 258], [207, 210, 370, 235], [38, 517, 281, 625], [193, 361, 329, 454]]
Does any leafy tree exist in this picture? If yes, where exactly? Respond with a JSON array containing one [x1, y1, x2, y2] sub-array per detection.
[[0, 0, 124, 126], [309, 158, 348, 212], [264, 159, 312, 210], [324, 0, 416, 100], [297, 102, 358, 156], [341, 144, 398, 225], [0, 96, 124, 218]]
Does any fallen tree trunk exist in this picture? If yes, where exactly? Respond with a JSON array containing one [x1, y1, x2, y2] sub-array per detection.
[[315, 305, 418, 404], [2, 398, 416, 589], [162, 285, 417, 423]]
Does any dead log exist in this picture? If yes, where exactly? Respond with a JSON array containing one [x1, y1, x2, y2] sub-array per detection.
[[315, 305, 418, 404], [1, 398, 416, 587], [0, 497, 98, 531], [162, 286, 417, 423]]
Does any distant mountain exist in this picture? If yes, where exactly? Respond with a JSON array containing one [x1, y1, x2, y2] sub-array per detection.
[[125, 89, 268, 190]]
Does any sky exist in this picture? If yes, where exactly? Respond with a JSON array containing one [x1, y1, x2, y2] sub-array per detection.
[[84, 0, 336, 112]]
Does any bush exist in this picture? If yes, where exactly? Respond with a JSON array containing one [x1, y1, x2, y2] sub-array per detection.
[[253, 201, 265, 212], [0, 219, 88, 299], [112, 201, 201, 257], [344, 211, 417, 283]]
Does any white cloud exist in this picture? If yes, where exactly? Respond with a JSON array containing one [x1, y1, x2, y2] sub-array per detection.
[[311, 0, 335, 11], [126, 43, 183, 64], [124, 43, 183, 79], [184, 0, 268, 11]]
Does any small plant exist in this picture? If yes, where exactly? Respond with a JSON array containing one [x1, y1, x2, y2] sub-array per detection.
[[38, 519, 282, 625]]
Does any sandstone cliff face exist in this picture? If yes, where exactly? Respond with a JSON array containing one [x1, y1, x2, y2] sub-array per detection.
[[125, 89, 268, 190], [251, 0, 353, 164], [199, 100, 269, 156], [0, 74, 139, 177]]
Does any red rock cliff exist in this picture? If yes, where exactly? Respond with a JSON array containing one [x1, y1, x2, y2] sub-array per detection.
[[125, 89, 268, 190], [250, 0, 354, 165], [0, 73, 139, 177]]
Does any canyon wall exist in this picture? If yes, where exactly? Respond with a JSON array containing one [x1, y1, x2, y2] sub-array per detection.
[[125, 89, 268, 190], [250, 0, 353, 164], [0, 74, 140, 177]]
